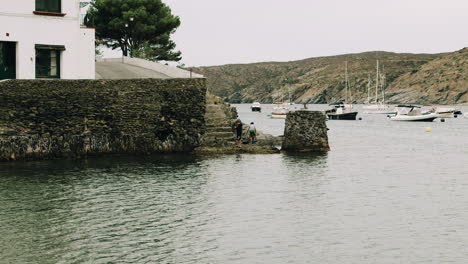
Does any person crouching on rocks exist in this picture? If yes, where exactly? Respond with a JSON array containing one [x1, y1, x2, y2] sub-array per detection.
[[248, 122, 257, 144], [234, 119, 243, 148]]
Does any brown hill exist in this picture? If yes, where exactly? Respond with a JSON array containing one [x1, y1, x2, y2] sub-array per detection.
[[385, 48, 468, 104], [193, 49, 467, 105]]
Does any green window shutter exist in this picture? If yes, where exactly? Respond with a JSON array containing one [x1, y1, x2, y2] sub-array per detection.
[[35, 0, 45, 11], [36, 0, 61, 13], [36, 49, 51, 78], [0, 42, 16, 80], [48, 0, 61, 13]]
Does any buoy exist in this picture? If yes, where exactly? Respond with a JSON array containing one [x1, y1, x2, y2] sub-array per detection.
[[440, 118, 445, 122], [426, 127, 432, 132]]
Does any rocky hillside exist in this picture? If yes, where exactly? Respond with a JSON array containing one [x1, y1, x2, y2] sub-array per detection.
[[193, 48, 468, 105], [385, 48, 468, 104]]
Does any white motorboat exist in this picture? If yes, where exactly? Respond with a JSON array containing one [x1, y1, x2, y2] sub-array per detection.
[[271, 102, 289, 118], [390, 105, 438, 122], [251, 102, 261, 112]]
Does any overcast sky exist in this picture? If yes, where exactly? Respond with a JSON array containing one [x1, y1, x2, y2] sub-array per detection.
[[106, 0, 468, 67]]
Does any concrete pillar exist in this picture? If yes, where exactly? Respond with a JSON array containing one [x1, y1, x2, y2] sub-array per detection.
[[282, 110, 330, 152]]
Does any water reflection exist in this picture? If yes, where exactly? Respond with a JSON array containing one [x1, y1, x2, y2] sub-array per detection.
[[0, 154, 211, 264]]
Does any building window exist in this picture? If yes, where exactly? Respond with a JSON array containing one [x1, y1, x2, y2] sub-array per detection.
[[0, 41, 16, 80], [35, 45, 65, 79], [35, 0, 61, 13]]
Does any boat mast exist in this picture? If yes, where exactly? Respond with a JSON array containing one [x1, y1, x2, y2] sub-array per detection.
[[375, 59, 379, 104], [367, 73, 371, 104], [381, 64, 386, 104], [345, 61, 349, 103]]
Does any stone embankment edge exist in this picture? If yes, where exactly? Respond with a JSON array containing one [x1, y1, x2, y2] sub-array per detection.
[[0, 78, 206, 161]]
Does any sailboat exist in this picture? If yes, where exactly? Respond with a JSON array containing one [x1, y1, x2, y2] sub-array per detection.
[[271, 83, 292, 119], [325, 61, 358, 120], [363, 60, 397, 114]]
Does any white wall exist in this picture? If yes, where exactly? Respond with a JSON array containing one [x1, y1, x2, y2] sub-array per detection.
[[79, 27, 95, 79], [0, 0, 95, 79]]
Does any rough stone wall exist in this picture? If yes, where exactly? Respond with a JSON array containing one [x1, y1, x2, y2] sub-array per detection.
[[0, 79, 206, 161], [282, 110, 330, 152]]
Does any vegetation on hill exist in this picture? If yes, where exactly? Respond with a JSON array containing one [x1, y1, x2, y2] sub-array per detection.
[[193, 49, 467, 105], [386, 48, 468, 104]]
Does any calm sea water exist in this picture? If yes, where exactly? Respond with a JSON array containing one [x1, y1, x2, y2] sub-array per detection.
[[1, 104, 468, 264]]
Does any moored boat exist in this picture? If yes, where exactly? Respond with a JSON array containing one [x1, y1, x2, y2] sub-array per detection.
[[363, 59, 396, 114], [325, 61, 358, 120], [435, 107, 455, 118], [325, 101, 358, 120], [422, 106, 461, 118], [390, 105, 438, 122], [271, 102, 289, 118], [363, 104, 397, 114], [251, 102, 262, 112]]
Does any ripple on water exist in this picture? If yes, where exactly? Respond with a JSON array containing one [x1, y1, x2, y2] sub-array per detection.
[[1, 106, 468, 263]]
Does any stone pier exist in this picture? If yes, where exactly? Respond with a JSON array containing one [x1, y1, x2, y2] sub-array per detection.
[[282, 110, 330, 152]]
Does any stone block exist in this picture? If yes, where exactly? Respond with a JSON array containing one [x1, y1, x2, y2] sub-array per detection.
[[282, 110, 330, 152]]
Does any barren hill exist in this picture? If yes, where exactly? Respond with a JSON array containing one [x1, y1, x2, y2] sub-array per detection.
[[385, 48, 468, 104], [193, 49, 467, 105]]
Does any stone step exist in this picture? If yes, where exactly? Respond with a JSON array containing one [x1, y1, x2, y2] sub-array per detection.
[[206, 120, 231, 127], [205, 113, 228, 120], [204, 131, 234, 138], [205, 115, 235, 120], [203, 138, 236, 144], [200, 138, 236, 147], [203, 135, 236, 141], [206, 126, 232, 133], [206, 104, 226, 112]]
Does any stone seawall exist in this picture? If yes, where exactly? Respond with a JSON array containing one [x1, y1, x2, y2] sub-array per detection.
[[0, 79, 206, 161]]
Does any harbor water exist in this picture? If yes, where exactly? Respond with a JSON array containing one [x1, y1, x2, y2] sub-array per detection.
[[1, 104, 468, 264]]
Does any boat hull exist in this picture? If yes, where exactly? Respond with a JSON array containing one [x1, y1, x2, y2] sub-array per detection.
[[363, 110, 397, 114], [390, 113, 438, 122], [271, 113, 287, 119], [271, 103, 290, 118], [326, 112, 358, 120]]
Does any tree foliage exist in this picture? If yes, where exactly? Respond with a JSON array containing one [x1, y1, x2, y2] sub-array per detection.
[[85, 0, 182, 61]]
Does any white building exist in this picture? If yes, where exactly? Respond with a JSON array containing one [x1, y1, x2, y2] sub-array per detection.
[[0, 0, 95, 80]]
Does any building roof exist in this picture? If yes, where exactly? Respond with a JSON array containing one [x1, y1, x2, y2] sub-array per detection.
[[95, 57, 204, 79]]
